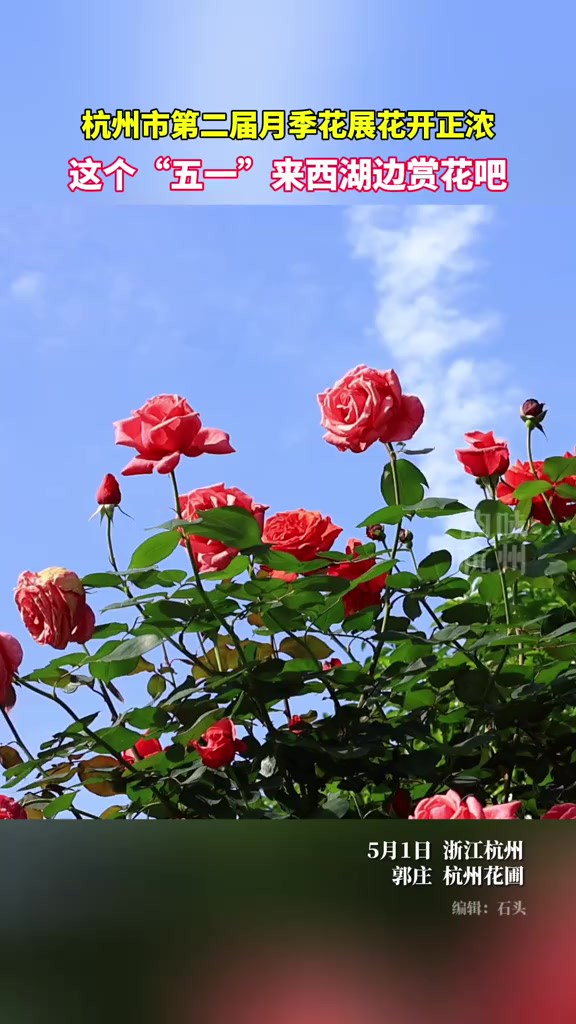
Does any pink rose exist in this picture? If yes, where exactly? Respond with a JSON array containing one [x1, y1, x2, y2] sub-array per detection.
[[15, 567, 96, 650], [179, 484, 268, 573], [411, 789, 521, 820], [542, 804, 576, 820], [0, 632, 23, 710], [114, 394, 234, 476], [318, 365, 424, 453]]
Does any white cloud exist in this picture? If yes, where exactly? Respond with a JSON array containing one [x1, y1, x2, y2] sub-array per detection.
[[347, 205, 520, 558], [10, 271, 45, 302]]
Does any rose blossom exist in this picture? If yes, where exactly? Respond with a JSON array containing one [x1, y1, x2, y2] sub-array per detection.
[[122, 736, 163, 766], [542, 804, 576, 820], [326, 539, 387, 617], [0, 632, 23, 710], [411, 789, 521, 820], [262, 509, 342, 562], [497, 455, 576, 525], [318, 365, 424, 453], [15, 568, 96, 650], [0, 795, 27, 820], [455, 430, 510, 479], [192, 719, 248, 770], [114, 394, 234, 476], [179, 484, 268, 572]]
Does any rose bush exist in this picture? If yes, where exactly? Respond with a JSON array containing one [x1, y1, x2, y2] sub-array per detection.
[[3, 369, 576, 819]]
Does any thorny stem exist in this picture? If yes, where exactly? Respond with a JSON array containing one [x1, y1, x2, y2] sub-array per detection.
[[1, 706, 34, 761]]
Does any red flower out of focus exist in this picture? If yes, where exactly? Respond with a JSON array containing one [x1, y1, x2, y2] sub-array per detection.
[[318, 365, 424, 453], [322, 658, 343, 671], [542, 803, 576, 820], [96, 473, 122, 506], [0, 794, 27, 820], [122, 736, 163, 766], [497, 455, 576, 525], [15, 568, 96, 650], [179, 484, 268, 573], [192, 719, 248, 770], [390, 788, 412, 819], [262, 509, 342, 562], [411, 789, 521, 820], [0, 632, 23, 711], [455, 430, 510, 479], [288, 715, 307, 735], [326, 539, 387, 618], [113, 394, 234, 476]]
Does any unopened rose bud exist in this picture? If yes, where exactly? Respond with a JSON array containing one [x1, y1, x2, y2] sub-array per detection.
[[366, 524, 385, 543], [96, 474, 122, 506], [520, 399, 547, 427], [398, 528, 413, 548]]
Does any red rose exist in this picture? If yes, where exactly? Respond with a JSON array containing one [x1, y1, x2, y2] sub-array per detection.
[[390, 788, 412, 819], [179, 484, 268, 572], [0, 795, 27, 820], [326, 539, 387, 617], [497, 456, 576, 525], [96, 473, 122, 506], [192, 719, 248, 770], [0, 632, 23, 710], [262, 510, 342, 562], [15, 568, 96, 650], [322, 658, 343, 671], [542, 803, 576, 820], [288, 715, 307, 735], [455, 430, 510, 478], [122, 736, 163, 766], [114, 394, 234, 476], [318, 365, 424, 453], [411, 789, 521, 820]]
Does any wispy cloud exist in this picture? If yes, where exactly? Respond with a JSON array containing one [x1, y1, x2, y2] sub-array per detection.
[[347, 205, 519, 557], [10, 271, 45, 303]]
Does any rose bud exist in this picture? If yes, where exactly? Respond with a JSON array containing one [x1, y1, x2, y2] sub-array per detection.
[[365, 524, 385, 543], [96, 473, 122, 507], [520, 399, 547, 428], [398, 528, 413, 548]]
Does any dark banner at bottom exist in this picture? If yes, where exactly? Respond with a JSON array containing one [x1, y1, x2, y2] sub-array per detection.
[[1, 823, 574, 1023]]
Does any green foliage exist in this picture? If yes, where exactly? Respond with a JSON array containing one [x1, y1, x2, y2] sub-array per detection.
[[9, 424, 576, 823]]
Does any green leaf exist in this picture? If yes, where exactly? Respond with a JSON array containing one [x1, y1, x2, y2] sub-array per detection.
[[404, 688, 435, 710], [513, 480, 553, 500], [356, 506, 404, 527], [406, 498, 470, 518], [381, 459, 428, 507], [83, 572, 124, 589], [418, 550, 452, 582], [129, 531, 180, 570], [181, 506, 262, 550], [474, 499, 516, 538], [543, 456, 576, 482], [100, 635, 164, 662], [555, 483, 576, 499], [97, 726, 142, 752], [446, 529, 484, 540], [147, 674, 167, 699], [44, 793, 76, 819]]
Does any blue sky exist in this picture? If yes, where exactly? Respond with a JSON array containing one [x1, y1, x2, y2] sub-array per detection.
[[1, 0, 575, 805]]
